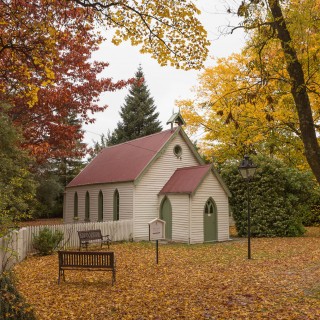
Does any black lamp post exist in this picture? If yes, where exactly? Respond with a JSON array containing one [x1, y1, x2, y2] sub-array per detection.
[[238, 155, 257, 259]]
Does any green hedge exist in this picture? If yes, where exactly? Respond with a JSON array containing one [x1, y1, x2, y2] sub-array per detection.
[[221, 156, 319, 237]]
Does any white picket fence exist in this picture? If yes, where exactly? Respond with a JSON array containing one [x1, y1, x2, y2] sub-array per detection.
[[0, 219, 133, 273]]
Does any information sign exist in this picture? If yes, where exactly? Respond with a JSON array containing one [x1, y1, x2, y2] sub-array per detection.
[[148, 218, 165, 241]]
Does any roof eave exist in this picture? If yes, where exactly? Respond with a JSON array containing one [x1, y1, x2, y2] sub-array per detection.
[[159, 191, 192, 195], [66, 179, 135, 188], [211, 166, 232, 197]]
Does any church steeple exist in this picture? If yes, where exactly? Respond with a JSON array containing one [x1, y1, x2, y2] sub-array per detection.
[[166, 112, 186, 131]]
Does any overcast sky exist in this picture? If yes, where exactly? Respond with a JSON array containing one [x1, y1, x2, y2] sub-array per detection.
[[83, 0, 245, 146]]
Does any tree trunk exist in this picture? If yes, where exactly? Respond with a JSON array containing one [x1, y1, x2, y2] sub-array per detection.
[[267, 0, 320, 183]]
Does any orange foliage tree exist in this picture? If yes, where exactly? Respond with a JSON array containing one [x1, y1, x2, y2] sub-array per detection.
[[0, 1, 129, 162], [1, 0, 209, 163]]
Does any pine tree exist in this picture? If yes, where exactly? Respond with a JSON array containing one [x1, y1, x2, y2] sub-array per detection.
[[108, 66, 162, 145]]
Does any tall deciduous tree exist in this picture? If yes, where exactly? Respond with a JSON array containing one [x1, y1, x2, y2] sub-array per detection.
[[180, 0, 320, 180], [234, 0, 320, 183], [108, 66, 163, 145]]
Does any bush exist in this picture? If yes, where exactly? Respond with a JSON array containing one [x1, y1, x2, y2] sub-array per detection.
[[0, 272, 36, 320], [303, 203, 320, 226], [32, 227, 63, 255], [221, 156, 317, 237]]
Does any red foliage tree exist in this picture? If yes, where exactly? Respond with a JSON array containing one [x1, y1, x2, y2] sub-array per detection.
[[1, 1, 129, 162]]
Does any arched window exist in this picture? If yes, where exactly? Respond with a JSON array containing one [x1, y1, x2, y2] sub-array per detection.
[[73, 192, 78, 218], [98, 190, 103, 221], [85, 191, 90, 221], [113, 189, 119, 221], [204, 199, 215, 215]]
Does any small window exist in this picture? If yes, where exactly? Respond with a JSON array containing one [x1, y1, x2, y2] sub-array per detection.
[[173, 144, 182, 157], [85, 191, 90, 221], [113, 189, 119, 221], [98, 190, 103, 221], [74, 192, 78, 218]]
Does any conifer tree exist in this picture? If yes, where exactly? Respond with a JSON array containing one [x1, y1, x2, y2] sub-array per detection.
[[108, 66, 162, 145]]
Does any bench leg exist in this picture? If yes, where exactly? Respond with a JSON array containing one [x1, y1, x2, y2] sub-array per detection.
[[58, 269, 65, 284], [112, 269, 116, 286]]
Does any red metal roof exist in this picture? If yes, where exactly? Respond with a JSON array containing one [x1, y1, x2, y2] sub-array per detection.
[[159, 164, 212, 194], [67, 129, 176, 187]]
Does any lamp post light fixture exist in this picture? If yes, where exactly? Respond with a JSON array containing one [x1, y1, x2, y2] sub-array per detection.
[[238, 155, 257, 259]]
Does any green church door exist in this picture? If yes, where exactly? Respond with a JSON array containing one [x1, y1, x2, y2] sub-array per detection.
[[160, 197, 172, 240], [204, 198, 218, 242]]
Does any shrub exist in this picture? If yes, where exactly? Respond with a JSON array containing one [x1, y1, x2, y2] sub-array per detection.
[[0, 272, 36, 320], [221, 156, 317, 237], [32, 227, 63, 255]]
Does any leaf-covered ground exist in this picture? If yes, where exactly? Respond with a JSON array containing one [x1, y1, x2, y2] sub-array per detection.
[[14, 228, 320, 319]]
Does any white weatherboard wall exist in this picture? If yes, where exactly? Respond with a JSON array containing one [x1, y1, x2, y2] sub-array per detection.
[[191, 172, 230, 243], [161, 194, 190, 243], [134, 133, 199, 240], [64, 182, 134, 224]]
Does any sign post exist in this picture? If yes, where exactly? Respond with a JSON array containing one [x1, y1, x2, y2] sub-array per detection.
[[148, 218, 166, 264]]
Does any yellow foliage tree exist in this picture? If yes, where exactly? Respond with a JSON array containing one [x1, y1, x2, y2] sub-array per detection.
[[1, 0, 209, 107], [179, 0, 320, 172]]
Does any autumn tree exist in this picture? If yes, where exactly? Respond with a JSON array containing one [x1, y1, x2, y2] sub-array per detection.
[[34, 113, 85, 218], [178, 52, 306, 168], [1, 0, 209, 163], [108, 66, 162, 145], [1, 0, 209, 106], [180, 0, 320, 180], [3, 3, 129, 163], [231, 0, 320, 182]]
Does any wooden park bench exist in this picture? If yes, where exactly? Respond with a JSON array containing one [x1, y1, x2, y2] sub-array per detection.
[[58, 251, 116, 285], [77, 229, 111, 251]]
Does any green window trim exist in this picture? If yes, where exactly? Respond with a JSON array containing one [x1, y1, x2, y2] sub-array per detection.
[[98, 190, 103, 222], [85, 191, 90, 222], [113, 189, 120, 221]]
